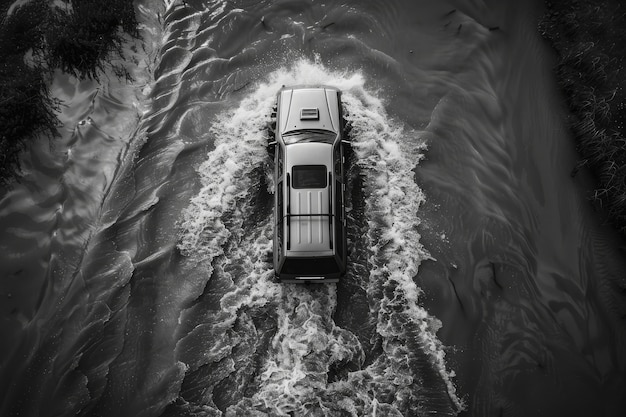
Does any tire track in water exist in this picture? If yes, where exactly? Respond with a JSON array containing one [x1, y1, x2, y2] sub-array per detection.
[[341, 88, 464, 415]]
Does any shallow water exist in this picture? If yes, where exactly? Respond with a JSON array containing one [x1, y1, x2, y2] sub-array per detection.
[[1, 0, 625, 416]]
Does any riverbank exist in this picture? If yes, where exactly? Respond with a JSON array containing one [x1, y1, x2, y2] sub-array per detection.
[[0, 0, 137, 182], [540, 0, 626, 237]]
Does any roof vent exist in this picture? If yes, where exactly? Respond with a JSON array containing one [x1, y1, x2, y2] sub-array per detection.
[[300, 108, 319, 120]]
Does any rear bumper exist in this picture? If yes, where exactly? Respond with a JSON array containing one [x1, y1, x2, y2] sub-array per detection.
[[279, 276, 339, 284]]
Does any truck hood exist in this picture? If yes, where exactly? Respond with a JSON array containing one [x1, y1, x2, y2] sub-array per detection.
[[279, 87, 340, 134]]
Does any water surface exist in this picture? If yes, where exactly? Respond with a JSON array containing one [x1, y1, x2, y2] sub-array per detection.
[[1, 0, 625, 416]]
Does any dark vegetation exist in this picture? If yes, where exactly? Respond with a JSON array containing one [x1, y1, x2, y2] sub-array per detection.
[[0, 0, 138, 182], [540, 0, 626, 236]]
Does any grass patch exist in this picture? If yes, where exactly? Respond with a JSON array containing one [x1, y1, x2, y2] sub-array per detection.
[[0, 0, 138, 183], [540, 0, 626, 235]]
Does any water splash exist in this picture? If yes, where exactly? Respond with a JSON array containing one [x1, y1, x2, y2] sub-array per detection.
[[176, 59, 463, 416], [344, 87, 465, 413]]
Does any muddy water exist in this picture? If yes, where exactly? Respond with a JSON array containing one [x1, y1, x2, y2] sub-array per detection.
[[1, 0, 625, 416]]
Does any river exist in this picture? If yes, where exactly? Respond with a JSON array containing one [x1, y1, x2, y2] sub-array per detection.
[[1, 0, 625, 416]]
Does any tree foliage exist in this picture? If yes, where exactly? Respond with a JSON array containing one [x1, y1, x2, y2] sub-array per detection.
[[0, 0, 138, 183]]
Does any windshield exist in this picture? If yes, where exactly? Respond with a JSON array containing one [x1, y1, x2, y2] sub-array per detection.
[[282, 129, 336, 145]]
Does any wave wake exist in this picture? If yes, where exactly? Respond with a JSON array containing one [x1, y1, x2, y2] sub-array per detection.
[[176, 59, 463, 416]]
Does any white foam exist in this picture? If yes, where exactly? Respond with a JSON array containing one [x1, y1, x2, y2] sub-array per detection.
[[178, 58, 463, 414], [343, 73, 465, 412], [177, 94, 273, 268], [178, 59, 361, 266]]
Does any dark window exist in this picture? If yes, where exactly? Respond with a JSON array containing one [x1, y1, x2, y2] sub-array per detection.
[[277, 145, 283, 177], [333, 144, 342, 175], [281, 257, 339, 275], [292, 165, 327, 189], [277, 183, 283, 256], [282, 129, 335, 145], [334, 180, 344, 259]]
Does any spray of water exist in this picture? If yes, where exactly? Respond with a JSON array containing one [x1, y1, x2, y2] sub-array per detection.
[[177, 59, 463, 415]]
